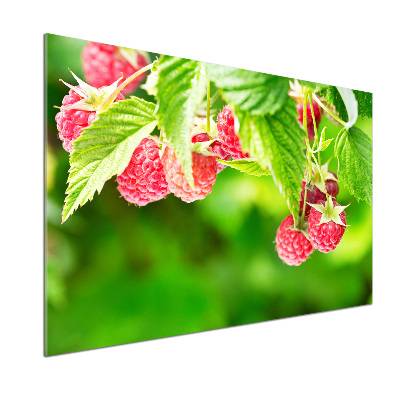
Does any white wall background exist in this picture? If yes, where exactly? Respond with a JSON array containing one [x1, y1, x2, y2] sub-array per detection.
[[1, 1, 398, 399]]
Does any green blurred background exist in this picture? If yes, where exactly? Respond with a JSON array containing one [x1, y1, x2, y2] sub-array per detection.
[[45, 34, 372, 356]]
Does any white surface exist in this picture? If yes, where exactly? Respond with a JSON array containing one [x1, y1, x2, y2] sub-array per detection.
[[1, 1, 398, 399]]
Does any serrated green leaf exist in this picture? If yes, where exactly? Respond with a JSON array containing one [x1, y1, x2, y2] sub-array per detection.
[[354, 90, 372, 119], [321, 86, 373, 120], [321, 86, 347, 120], [217, 159, 271, 177], [155, 56, 207, 188], [237, 100, 306, 221], [335, 126, 372, 206], [205, 63, 289, 115], [62, 97, 158, 222]]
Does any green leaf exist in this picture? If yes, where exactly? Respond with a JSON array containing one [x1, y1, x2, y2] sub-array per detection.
[[155, 56, 207, 188], [320, 138, 334, 152], [336, 87, 358, 130], [298, 80, 329, 92], [237, 100, 306, 221], [217, 158, 271, 177], [313, 127, 333, 152], [205, 63, 289, 115], [62, 97, 158, 222], [321, 86, 373, 120], [192, 139, 216, 156], [354, 90, 372, 119], [335, 126, 372, 206]]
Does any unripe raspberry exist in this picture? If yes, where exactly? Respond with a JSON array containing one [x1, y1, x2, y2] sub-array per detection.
[[117, 138, 170, 206], [82, 42, 149, 95], [55, 86, 124, 152], [161, 134, 217, 203], [296, 99, 322, 143], [275, 214, 314, 266], [217, 106, 249, 159], [308, 198, 347, 253]]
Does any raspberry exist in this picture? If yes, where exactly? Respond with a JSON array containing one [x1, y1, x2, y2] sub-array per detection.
[[191, 133, 209, 143], [308, 198, 347, 253], [296, 99, 321, 142], [209, 140, 231, 173], [299, 172, 339, 217], [275, 214, 314, 266], [161, 134, 217, 203], [217, 106, 249, 159], [191, 117, 231, 173], [325, 177, 340, 199], [55, 86, 124, 152], [117, 138, 170, 206], [82, 42, 149, 95]]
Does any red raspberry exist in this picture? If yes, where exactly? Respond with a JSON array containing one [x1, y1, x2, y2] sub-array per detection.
[[325, 177, 340, 199], [82, 42, 149, 95], [275, 214, 314, 266], [161, 134, 217, 203], [191, 118, 231, 173], [191, 132, 230, 172], [308, 198, 347, 253], [209, 140, 231, 173], [191, 133, 209, 143], [117, 138, 170, 206], [55, 87, 124, 152], [299, 172, 339, 217], [217, 106, 249, 159], [296, 99, 321, 142]]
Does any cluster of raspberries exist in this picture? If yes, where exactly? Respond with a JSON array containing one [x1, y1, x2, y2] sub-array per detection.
[[275, 80, 347, 266], [119, 105, 247, 204], [275, 170, 346, 266], [55, 53, 346, 267], [55, 43, 249, 207], [55, 77, 247, 205]]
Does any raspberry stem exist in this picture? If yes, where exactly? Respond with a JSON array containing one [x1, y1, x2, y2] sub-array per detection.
[[148, 135, 170, 148], [100, 63, 154, 111], [312, 93, 346, 127], [118, 47, 151, 69], [308, 93, 320, 163], [311, 152, 328, 195], [299, 184, 308, 230], [206, 81, 211, 133], [298, 89, 314, 230], [307, 93, 329, 196], [302, 89, 313, 172]]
